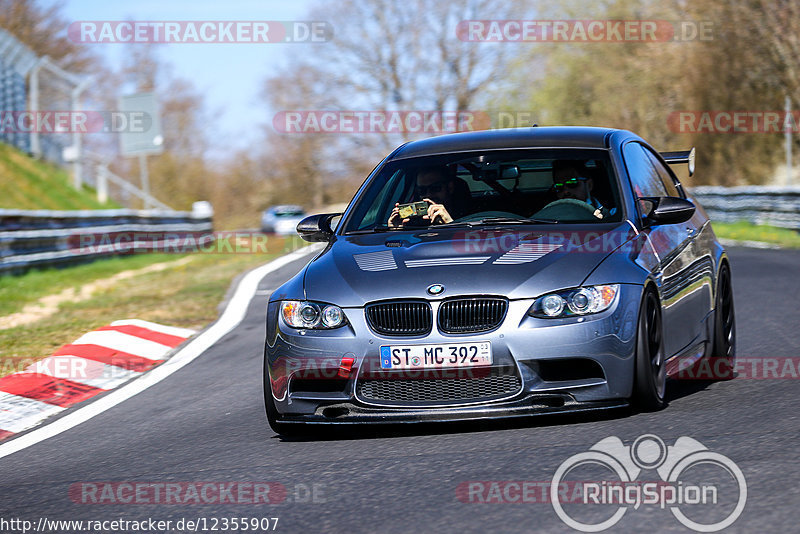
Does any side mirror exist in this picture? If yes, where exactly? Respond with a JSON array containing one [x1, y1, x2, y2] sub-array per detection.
[[640, 197, 696, 226], [296, 213, 341, 242]]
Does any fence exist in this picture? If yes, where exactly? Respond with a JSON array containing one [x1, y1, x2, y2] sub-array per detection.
[[0, 27, 75, 166], [0, 28, 36, 156], [1, 28, 166, 209], [690, 186, 800, 230], [0, 208, 213, 275]]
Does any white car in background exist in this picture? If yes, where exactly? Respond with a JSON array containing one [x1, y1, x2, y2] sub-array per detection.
[[260, 205, 306, 235]]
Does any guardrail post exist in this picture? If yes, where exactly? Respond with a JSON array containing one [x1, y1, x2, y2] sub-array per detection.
[[28, 57, 45, 159], [786, 95, 794, 186], [139, 153, 151, 210], [70, 79, 91, 190], [97, 164, 108, 204]]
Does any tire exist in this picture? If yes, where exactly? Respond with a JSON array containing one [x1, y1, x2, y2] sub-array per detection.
[[631, 288, 667, 411], [707, 263, 736, 379]]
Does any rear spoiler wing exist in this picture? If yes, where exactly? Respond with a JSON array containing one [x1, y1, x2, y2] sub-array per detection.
[[660, 147, 695, 176]]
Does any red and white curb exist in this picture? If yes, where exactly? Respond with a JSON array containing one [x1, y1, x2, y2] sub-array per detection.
[[0, 319, 195, 441], [0, 244, 323, 460]]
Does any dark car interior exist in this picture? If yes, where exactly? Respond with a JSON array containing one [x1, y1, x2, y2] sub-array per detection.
[[345, 152, 622, 232], [453, 158, 618, 218]]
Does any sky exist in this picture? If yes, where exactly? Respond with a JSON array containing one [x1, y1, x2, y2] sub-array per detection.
[[47, 0, 317, 156]]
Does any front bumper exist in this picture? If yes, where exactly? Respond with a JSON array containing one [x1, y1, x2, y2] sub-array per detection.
[[265, 284, 642, 422], [275, 394, 628, 425]]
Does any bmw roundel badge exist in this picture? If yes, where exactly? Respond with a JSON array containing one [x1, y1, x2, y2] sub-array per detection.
[[427, 284, 445, 295]]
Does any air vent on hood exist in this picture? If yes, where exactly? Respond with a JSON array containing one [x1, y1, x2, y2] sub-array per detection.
[[354, 250, 397, 271], [493, 242, 562, 265], [405, 256, 490, 268]]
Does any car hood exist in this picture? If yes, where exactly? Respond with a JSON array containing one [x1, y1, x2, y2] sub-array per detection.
[[302, 223, 637, 307]]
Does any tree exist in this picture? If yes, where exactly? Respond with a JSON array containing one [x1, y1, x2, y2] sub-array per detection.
[[509, 0, 796, 185], [0, 0, 98, 73], [255, 0, 521, 212]]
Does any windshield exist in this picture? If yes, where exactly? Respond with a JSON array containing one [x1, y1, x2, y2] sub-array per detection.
[[342, 149, 622, 233]]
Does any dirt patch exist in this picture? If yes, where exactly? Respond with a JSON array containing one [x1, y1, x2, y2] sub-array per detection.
[[0, 256, 195, 330]]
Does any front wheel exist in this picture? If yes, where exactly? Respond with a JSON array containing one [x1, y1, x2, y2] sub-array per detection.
[[631, 289, 667, 411]]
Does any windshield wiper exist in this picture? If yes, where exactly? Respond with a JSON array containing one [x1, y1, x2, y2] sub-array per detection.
[[463, 217, 559, 226], [424, 221, 475, 229], [347, 217, 557, 233], [347, 225, 396, 234], [347, 224, 432, 234]]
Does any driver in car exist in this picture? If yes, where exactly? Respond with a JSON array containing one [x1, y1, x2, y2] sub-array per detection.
[[551, 160, 616, 219], [388, 167, 464, 227]]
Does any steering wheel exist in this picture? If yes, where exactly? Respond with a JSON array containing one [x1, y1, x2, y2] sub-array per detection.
[[533, 199, 599, 220]]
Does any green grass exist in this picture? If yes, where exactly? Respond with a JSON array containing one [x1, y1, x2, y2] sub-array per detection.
[[0, 142, 119, 210], [0, 235, 304, 377], [0, 253, 190, 316], [712, 221, 800, 248], [0, 142, 311, 377]]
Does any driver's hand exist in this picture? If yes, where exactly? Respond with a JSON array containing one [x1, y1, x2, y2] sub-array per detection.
[[388, 203, 410, 227], [422, 198, 453, 224], [593, 208, 603, 219]]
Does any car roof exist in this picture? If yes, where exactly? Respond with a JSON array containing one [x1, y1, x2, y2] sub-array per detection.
[[389, 126, 627, 160]]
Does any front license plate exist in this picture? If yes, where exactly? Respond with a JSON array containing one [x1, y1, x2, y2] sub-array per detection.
[[380, 341, 492, 370]]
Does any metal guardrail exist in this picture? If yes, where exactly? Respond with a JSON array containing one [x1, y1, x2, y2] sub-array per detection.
[[2, 187, 797, 275], [690, 186, 800, 230], [0, 208, 213, 275]]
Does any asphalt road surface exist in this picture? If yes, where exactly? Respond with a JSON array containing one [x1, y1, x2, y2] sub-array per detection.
[[0, 246, 798, 533]]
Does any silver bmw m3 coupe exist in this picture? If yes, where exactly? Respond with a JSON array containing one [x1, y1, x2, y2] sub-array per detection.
[[263, 126, 735, 435]]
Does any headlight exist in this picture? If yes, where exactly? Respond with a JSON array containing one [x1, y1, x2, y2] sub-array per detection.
[[281, 301, 347, 329], [528, 285, 619, 318]]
